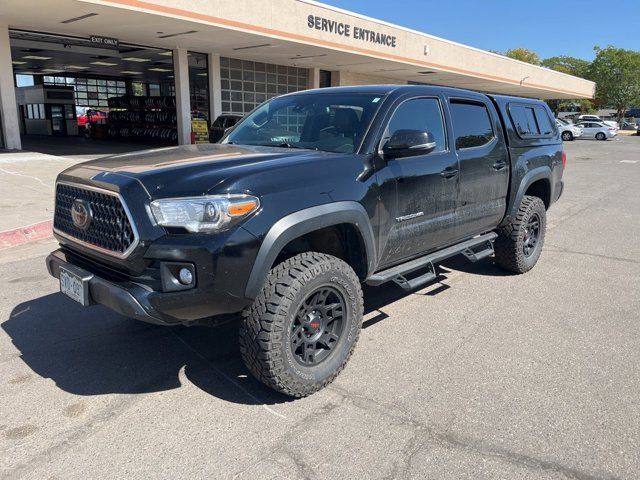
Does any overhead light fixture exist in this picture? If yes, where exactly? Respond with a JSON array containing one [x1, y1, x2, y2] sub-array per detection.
[[91, 61, 118, 66], [66, 65, 90, 69], [41, 69, 63, 73], [157, 30, 197, 39], [233, 43, 271, 51], [157, 51, 173, 56], [61, 13, 98, 24], [22, 55, 52, 60], [335, 62, 373, 67], [196, 73, 208, 76], [123, 57, 151, 62], [120, 71, 142, 75], [12, 61, 27, 65], [149, 68, 172, 72], [289, 54, 328, 60]]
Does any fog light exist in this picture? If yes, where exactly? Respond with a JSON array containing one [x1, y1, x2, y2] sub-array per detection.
[[178, 268, 193, 285]]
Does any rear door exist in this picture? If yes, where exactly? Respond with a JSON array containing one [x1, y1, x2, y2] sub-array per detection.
[[447, 97, 510, 238]]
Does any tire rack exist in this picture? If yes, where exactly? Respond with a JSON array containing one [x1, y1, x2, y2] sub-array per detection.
[[107, 95, 178, 143]]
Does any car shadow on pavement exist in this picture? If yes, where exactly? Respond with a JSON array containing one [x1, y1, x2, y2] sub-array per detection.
[[3, 258, 505, 405], [3, 293, 291, 406]]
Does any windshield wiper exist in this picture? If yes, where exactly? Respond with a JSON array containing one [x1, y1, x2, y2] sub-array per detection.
[[253, 142, 318, 150]]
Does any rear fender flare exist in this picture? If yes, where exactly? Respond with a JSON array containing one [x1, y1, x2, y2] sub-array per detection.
[[244, 201, 376, 300], [504, 166, 552, 224]]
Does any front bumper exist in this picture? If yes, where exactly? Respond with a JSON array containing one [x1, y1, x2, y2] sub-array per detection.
[[47, 224, 260, 325], [47, 251, 168, 325]]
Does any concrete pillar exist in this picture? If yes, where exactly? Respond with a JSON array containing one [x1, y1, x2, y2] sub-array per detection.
[[207, 53, 222, 123], [308, 68, 320, 90], [0, 22, 21, 150], [172, 48, 191, 145], [330, 71, 341, 87]]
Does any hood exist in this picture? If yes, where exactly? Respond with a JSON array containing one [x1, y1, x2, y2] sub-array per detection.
[[59, 143, 334, 198]]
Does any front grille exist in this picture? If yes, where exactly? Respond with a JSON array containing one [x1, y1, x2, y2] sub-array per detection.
[[54, 183, 136, 255]]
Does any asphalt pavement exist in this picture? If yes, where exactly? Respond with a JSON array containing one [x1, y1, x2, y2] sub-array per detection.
[[1, 136, 639, 479]]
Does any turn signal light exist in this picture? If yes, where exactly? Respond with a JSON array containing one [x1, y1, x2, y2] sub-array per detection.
[[228, 200, 259, 217]]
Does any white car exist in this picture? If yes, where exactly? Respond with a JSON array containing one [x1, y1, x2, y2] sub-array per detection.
[[574, 121, 617, 140], [556, 119, 583, 141], [576, 115, 619, 132]]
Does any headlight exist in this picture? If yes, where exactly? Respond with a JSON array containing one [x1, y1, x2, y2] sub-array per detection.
[[149, 194, 260, 232]]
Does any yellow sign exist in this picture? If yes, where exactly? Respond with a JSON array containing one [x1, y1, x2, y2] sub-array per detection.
[[191, 119, 209, 144]]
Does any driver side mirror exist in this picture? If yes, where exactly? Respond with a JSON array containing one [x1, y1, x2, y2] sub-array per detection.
[[382, 129, 437, 159]]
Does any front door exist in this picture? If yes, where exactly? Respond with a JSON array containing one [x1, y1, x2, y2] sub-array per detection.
[[378, 96, 460, 266]]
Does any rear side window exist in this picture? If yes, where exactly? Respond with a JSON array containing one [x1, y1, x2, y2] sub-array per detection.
[[449, 101, 494, 149], [509, 104, 556, 138]]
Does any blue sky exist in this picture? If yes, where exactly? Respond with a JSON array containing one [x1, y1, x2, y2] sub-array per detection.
[[323, 0, 639, 61]]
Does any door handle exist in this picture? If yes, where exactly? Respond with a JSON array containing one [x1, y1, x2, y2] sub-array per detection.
[[440, 167, 458, 179], [492, 161, 507, 171]]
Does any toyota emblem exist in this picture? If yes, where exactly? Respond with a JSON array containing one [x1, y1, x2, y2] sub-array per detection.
[[71, 198, 92, 230]]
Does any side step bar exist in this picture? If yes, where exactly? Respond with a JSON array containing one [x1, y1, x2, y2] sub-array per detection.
[[366, 232, 497, 291]]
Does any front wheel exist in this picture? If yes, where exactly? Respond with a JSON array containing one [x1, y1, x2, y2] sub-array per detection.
[[596, 132, 606, 141], [561, 131, 573, 141], [494, 195, 546, 274], [239, 252, 363, 397]]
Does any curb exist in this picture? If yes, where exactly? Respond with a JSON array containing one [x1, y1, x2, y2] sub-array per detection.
[[0, 220, 53, 251]]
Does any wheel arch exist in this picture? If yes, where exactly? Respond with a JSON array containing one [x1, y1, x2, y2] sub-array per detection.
[[244, 202, 376, 300], [503, 167, 552, 225]]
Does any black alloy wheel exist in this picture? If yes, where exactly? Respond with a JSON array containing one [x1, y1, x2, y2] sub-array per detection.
[[522, 212, 541, 257], [291, 286, 346, 366]]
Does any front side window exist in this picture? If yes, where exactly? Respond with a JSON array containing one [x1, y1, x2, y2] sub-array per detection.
[[450, 101, 495, 149], [385, 98, 446, 153], [224, 93, 385, 153]]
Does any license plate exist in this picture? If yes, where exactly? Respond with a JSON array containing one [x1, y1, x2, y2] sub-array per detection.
[[60, 266, 90, 306]]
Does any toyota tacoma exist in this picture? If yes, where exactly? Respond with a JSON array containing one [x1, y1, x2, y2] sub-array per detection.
[[46, 85, 565, 397]]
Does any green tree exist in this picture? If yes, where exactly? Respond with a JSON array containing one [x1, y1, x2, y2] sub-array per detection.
[[587, 46, 640, 121], [541, 56, 593, 114], [541, 56, 590, 78], [504, 48, 541, 65]]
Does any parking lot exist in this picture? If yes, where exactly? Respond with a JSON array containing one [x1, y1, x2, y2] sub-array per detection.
[[1, 136, 639, 479]]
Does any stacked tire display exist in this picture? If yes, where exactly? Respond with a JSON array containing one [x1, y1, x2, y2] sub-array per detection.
[[107, 95, 178, 143]]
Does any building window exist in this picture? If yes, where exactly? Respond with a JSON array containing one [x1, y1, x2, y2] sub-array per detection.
[[220, 57, 309, 115]]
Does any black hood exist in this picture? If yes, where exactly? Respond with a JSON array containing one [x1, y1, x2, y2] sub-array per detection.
[[58, 143, 335, 198]]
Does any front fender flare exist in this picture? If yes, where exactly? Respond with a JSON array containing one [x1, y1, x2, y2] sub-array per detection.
[[244, 201, 376, 300]]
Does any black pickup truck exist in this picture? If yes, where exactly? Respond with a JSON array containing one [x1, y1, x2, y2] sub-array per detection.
[[47, 85, 565, 397]]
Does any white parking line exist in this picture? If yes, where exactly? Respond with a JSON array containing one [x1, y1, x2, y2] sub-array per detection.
[[620, 160, 638, 164]]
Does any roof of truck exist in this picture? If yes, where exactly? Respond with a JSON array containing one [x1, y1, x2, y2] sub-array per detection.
[[290, 85, 548, 105]]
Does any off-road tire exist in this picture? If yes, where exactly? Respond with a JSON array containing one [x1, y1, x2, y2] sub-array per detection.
[[494, 195, 546, 274], [239, 252, 363, 397]]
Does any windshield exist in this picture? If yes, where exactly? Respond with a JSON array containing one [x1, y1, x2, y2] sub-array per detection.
[[222, 93, 385, 153]]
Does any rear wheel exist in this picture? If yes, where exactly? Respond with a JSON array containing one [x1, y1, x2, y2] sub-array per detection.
[[596, 132, 606, 141], [561, 131, 573, 141], [239, 252, 363, 397], [494, 195, 546, 274]]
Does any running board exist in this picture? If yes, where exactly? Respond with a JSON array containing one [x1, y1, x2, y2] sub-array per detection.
[[366, 232, 497, 290]]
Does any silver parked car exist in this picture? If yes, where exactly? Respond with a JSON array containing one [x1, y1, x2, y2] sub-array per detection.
[[574, 121, 617, 140]]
